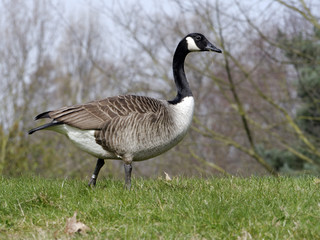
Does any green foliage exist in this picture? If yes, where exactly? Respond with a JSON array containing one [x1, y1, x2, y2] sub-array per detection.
[[296, 64, 320, 138], [0, 123, 54, 177], [256, 145, 320, 175], [280, 28, 320, 139], [0, 176, 319, 239], [296, 103, 320, 137], [277, 29, 320, 65], [0, 123, 104, 179], [263, 28, 320, 174], [0, 122, 31, 176]]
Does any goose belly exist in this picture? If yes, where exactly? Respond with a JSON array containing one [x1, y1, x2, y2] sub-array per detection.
[[52, 124, 185, 161], [48, 123, 183, 161], [132, 130, 188, 161]]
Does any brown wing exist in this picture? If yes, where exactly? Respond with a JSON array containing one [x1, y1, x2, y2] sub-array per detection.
[[46, 95, 163, 130]]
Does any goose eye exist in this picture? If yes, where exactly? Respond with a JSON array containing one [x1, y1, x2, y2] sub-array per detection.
[[195, 35, 202, 41]]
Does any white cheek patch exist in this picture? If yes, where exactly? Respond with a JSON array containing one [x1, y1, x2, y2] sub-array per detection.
[[186, 37, 201, 51]]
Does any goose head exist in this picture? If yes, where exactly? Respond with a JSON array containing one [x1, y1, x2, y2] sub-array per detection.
[[185, 33, 222, 53]]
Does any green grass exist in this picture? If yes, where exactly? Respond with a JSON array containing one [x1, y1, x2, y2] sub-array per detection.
[[0, 176, 319, 239]]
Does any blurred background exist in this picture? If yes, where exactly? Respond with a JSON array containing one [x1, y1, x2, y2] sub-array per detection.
[[0, 0, 319, 179]]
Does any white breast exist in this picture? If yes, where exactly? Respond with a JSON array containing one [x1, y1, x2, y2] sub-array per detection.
[[132, 96, 195, 160], [169, 96, 195, 136]]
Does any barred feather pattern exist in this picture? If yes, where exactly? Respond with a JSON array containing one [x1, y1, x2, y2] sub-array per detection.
[[43, 95, 194, 161]]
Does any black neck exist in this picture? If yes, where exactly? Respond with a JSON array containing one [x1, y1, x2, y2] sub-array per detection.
[[168, 41, 193, 104]]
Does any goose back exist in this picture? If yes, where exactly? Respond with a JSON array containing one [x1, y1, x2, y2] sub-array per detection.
[[46, 95, 160, 130]]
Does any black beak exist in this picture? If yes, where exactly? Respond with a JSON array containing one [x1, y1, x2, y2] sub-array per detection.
[[205, 42, 222, 53]]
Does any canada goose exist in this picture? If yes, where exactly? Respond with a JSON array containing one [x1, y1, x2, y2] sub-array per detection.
[[29, 33, 222, 189]]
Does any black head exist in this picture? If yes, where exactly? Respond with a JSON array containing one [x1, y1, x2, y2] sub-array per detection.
[[184, 33, 222, 53]]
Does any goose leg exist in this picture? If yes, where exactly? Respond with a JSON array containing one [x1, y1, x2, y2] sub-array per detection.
[[124, 163, 132, 190], [88, 158, 105, 187]]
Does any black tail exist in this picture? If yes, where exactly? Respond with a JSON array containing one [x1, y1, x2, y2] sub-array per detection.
[[34, 111, 52, 120], [28, 122, 61, 135]]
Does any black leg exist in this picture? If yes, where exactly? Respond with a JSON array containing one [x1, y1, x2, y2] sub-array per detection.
[[124, 163, 132, 190], [88, 158, 105, 187]]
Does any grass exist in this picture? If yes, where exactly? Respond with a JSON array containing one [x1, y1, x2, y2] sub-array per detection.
[[0, 175, 319, 239]]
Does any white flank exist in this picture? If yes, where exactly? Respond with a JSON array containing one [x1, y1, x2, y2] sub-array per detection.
[[186, 37, 200, 51], [50, 124, 109, 158]]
